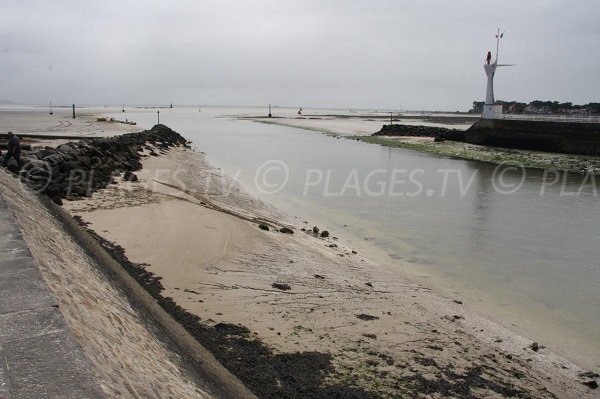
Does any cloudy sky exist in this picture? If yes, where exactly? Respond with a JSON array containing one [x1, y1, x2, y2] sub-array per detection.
[[1, 0, 598, 111]]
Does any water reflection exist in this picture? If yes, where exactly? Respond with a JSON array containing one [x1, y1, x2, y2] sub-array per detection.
[[471, 168, 493, 247]]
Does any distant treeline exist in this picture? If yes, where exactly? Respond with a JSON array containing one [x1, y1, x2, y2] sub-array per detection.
[[470, 100, 600, 115]]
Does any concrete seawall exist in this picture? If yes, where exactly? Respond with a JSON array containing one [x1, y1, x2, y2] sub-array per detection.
[[0, 191, 105, 399], [466, 119, 600, 155], [42, 186, 257, 399]]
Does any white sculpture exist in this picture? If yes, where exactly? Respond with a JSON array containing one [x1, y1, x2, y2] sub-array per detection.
[[482, 29, 514, 119]]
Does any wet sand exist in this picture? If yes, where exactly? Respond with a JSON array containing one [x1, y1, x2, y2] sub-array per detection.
[[237, 111, 475, 137], [65, 146, 598, 398], [0, 107, 141, 138]]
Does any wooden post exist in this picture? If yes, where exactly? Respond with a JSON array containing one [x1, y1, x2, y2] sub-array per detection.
[[268, 104, 272, 118], [390, 112, 393, 125], [72, 104, 76, 119], [157, 110, 160, 124]]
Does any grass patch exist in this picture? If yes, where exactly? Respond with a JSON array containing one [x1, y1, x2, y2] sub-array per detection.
[[349, 135, 599, 174]]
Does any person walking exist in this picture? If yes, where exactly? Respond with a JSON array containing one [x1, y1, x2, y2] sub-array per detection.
[[3, 131, 22, 170]]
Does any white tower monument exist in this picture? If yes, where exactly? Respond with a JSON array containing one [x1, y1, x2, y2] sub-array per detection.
[[482, 29, 513, 119]]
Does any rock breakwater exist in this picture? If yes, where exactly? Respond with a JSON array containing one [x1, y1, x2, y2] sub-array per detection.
[[13, 124, 188, 204], [374, 124, 466, 141]]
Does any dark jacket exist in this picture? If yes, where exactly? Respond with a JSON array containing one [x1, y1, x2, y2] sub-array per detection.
[[7, 135, 20, 154]]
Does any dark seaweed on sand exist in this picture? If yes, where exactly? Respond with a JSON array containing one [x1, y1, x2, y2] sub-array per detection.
[[80, 223, 376, 399]]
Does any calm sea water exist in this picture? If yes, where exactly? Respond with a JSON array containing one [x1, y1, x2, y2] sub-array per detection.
[[112, 107, 599, 369]]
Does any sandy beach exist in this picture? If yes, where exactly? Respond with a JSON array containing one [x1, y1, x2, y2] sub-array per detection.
[[236, 109, 476, 137], [0, 107, 141, 138], [64, 145, 598, 397], [2, 107, 599, 397]]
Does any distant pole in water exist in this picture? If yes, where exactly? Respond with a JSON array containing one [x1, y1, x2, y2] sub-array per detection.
[[268, 104, 272, 118], [122, 104, 125, 113], [72, 104, 76, 119], [390, 112, 393, 125], [170, 103, 173, 109], [49, 100, 53, 115], [157, 110, 160, 124]]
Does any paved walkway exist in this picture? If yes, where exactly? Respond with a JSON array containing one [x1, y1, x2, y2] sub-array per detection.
[[0, 192, 104, 399]]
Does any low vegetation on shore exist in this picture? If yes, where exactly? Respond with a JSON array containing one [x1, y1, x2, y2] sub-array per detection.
[[351, 135, 600, 175]]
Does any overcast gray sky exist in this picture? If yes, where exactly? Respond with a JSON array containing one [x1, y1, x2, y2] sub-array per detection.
[[1, 0, 598, 111]]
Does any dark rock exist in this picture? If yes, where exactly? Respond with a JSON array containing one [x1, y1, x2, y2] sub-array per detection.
[[35, 149, 57, 159], [356, 314, 379, 321], [365, 282, 373, 287], [374, 124, 465, 142], [49, 193, 63, 205], [320, 230, 329, 238], [530, 342, 539, 352], [6, 159, 20, 173], [279, 227, 294, 234], [56, 144, 78, 155], [580, 372, 600, 379], [258, 223, 269, 231], [312, 226, 319, 234], [272, 282, 291, 291], [314, 274, 325, 279], [426, 345, 444, 351], [14, 124, 187, 203], [582, 380, 598, 389], [453, 300, 463, 304], [362, 333, 377, 339]]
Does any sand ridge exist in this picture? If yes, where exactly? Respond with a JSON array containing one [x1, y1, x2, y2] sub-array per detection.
[[0, 107, 141, 138]]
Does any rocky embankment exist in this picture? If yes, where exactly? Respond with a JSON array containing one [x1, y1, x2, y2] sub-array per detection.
[[11, 124, 188, 204], [374, 124, 466, 141]]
